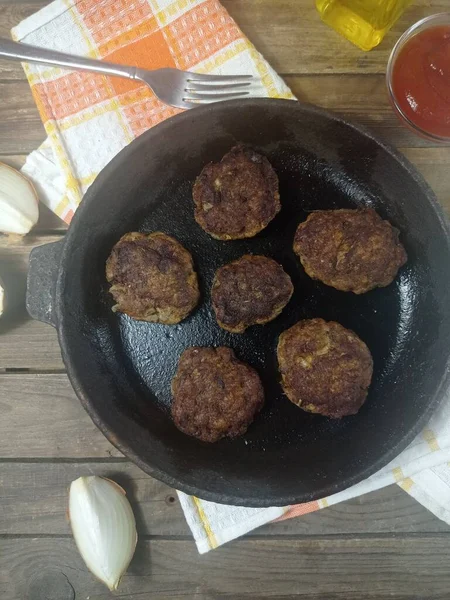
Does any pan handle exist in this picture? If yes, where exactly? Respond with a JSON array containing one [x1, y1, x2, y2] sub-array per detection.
[[26, 240, 64, 327]]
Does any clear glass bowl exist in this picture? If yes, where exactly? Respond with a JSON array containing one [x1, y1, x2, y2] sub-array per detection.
[[386, 12, 450, 143]]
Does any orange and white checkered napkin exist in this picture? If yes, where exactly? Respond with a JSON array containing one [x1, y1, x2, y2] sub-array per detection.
[[15, 0, 450, 554]]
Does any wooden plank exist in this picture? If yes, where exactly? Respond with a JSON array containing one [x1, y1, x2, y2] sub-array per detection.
[[0, 319, 62, 370], [1, 0, 449, 78], [0, 82, 45, 153], [3, 536, 450, 599], [284, 74, 450, 149], [224, 0, 450, 76], [1, 461, 449, 537], [0, 374, 122, 458]]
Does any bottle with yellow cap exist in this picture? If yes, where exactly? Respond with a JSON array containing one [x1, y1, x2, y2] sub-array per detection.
[[316, 0, 411, 51]]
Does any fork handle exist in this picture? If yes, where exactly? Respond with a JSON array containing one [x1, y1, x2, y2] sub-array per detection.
[[0, 37, 138, 80]]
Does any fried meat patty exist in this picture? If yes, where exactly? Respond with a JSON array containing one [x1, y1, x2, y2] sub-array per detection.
[[277, 318, 373, 418], [211, 255, 294, 333], [192, 144, 281, 240], [106, 232, 199, 324], [293, 208, 407, 294], [171, 346, 264, 442]]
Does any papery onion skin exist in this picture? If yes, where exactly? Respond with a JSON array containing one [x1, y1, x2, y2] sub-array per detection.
[[69, 476, 138, 591], [0, 162, 39, 235]]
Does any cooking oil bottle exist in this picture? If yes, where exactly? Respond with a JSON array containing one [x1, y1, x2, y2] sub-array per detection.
[[316, 0, 411, 51]]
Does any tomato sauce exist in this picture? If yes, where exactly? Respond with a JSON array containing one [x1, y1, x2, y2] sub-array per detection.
[[392, 25, 450, 138]]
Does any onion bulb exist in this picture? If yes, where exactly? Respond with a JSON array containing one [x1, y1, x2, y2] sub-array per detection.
[[68, 476, 138, 590], [0, 162, 39, 235]]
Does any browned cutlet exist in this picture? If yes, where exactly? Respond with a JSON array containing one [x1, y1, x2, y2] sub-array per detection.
[[211, 254, 294, 333], [171, 346, 264, 442], [293, 208, 407, 294], [106, 232, 199, 324], [192, 144, 281, 240], [277, 318, 373, 418]]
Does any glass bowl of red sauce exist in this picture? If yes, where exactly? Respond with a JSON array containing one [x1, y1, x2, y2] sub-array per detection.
[[387, 13, 450, 142]]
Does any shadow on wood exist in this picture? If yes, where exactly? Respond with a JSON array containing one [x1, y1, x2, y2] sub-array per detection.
[[102, 469, 153, 578], [0, 259, 28, 336]]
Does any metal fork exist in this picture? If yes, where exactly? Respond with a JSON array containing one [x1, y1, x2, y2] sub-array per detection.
[[0, 38, 253, 109]]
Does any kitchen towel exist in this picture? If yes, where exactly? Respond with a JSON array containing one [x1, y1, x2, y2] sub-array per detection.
[[14, 0, 450, 555]]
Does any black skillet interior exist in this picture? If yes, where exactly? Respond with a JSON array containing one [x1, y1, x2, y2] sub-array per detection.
[[57, 99, 450, 506]]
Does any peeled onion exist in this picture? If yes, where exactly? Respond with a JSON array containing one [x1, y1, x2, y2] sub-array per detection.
[[68, 476, 138, 590], [0, 162, 39, 235]]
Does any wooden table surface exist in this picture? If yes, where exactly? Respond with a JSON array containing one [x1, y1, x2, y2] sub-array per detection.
[[1, 1, 450, 598]]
